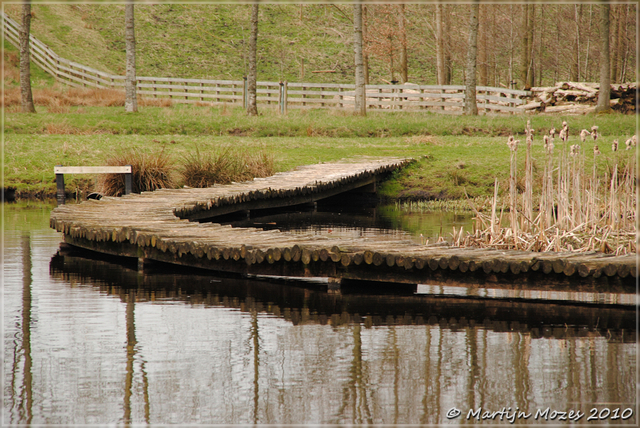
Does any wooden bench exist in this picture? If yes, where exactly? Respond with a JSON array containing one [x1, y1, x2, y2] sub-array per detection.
[[55, 165, 132, 205]]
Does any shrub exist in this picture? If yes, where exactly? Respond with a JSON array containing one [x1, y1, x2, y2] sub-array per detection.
[[100, 148, 175, 196], [181, 146, 275, 188]]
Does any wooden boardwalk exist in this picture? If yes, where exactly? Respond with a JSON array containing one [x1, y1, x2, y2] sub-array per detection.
[[50, 158, 636, 295]]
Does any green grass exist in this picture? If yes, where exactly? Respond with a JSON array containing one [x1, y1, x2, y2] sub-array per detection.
[[4, 107, 636, 199], [5, 104, 636, 137]]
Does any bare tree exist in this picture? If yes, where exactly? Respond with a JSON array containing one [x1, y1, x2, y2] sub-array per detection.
[[464, 0, 479, 115], [247, 4, 259, 116], [20, 0, 36, 113], [595, 1, 611, 113], [398, 4, 408, 83], [435, 1, 452, 85], [435, 2, 446, 85], [520, 4, 535, 89], [353, 2, 366, 116], [363, 5, 369, 84], [478, 6, 487, 86], [125, 0, 137, 112]]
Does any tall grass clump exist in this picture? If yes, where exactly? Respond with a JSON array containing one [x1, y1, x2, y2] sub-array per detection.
[[457, 122, 636, 255], [181, 146, 275, 188], [100, 148, 175, 196]]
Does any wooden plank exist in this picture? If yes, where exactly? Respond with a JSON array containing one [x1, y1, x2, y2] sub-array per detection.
[[55, 166, 132, 174]]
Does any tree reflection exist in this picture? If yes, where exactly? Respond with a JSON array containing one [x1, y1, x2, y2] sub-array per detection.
[[123, 290, 150, 424], [334, 322, 372, 424]]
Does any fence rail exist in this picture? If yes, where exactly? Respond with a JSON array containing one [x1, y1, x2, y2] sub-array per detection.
[[2, 11, 532, 114]]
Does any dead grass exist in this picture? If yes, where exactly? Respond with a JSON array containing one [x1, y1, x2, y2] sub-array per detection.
[[405, 135, 444, 146], [99, 148, 175, 196], [3, 85, 127, 107], [3, 51, 20, 84], [45, 120, 88, 135], [140, 97, 173, 107]]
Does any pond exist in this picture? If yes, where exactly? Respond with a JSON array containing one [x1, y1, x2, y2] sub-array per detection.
[[3, 201, 636, 425]]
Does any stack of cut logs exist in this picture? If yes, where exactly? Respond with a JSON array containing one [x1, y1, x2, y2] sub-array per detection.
[[519, 81, 637, 114]]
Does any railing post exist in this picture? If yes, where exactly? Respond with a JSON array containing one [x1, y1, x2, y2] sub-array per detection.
[[279, 81, 285, 114], [56, 168, 65, 205], [125, 166, 132, 195]]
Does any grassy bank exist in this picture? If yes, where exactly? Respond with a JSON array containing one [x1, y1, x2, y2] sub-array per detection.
[[5, 103, 636, 138], [4, 105, 636, 200]]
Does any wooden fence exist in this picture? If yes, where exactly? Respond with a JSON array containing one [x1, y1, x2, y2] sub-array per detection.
[[3, 12, 531, 114]]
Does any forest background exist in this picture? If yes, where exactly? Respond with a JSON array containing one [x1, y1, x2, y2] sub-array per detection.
[[3, 1, 636, 89]]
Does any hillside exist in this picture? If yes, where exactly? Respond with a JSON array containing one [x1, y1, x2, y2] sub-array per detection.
[[3, 3, 377, 85]]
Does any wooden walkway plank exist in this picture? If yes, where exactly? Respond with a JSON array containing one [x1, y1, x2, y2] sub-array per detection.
[[50, 158, 636, 289]]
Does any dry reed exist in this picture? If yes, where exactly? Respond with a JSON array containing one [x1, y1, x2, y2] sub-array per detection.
[[452, 122, 637, 255]]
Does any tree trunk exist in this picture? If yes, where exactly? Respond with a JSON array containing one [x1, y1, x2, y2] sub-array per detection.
[[520, 4, 530, 88], [520, 4, 534, 89], [464, 0, 479, 115], [443, 3, 451, 84], [526, 4, 535, 88], [124, 0, 137, 113], [572, 4, 582, 81], [435, 2, 446, 85], [20, 1, 36, 113], [478, 5, 487, 86], [247, 4, 259, 116], [353, 2, 366, 116], [595, 1, 611, 113], [610, 5, 618, 82], [363, 5, 369, 85], [398, 4, 408, 83]]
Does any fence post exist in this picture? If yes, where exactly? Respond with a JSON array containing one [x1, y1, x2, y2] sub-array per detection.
[[200, 82, 204, 102], [283, 81, 288, 114], [440, 88, 445, 111], [278, 82, 289, 114], [243, 77, 248, 109]]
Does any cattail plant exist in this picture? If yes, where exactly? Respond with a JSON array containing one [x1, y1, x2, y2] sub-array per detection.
[[523, 120, 534, 232], [460, 120, 636, 255], [580, 129, 590, 143], [506, 135, 519, 243]]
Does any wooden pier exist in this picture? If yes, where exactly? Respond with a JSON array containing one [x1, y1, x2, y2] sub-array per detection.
[[50, 158, 636, 295]]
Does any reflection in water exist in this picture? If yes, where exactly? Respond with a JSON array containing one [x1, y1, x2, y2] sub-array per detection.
[[12, 234, 33, 424], [123, 292, 150, 424], [3, 203, 637, 424]]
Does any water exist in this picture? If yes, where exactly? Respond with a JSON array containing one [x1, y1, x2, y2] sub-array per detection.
[[3, 201, 636, 425]]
